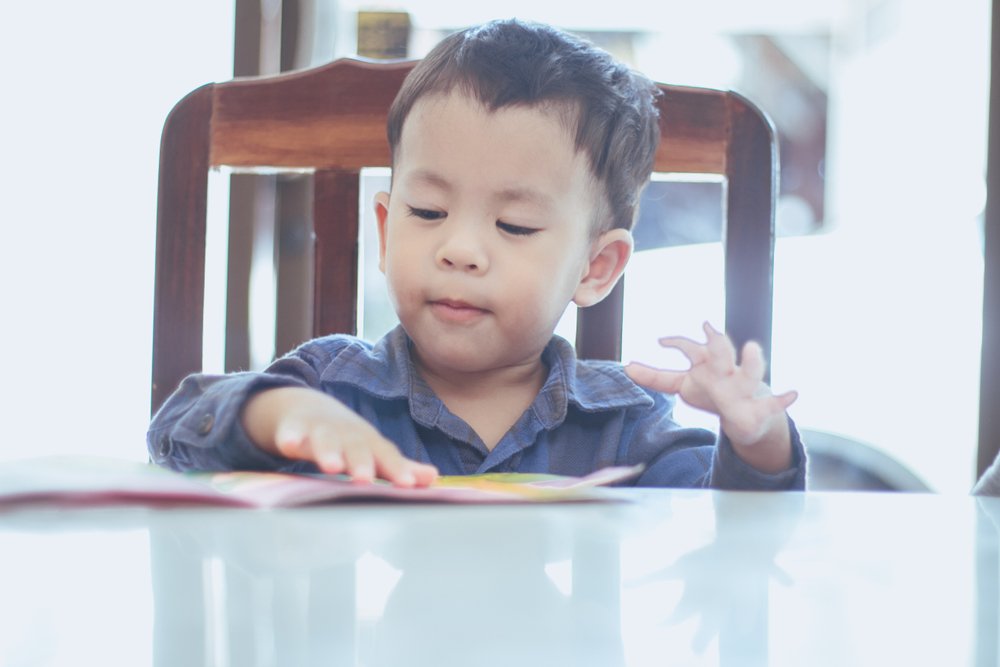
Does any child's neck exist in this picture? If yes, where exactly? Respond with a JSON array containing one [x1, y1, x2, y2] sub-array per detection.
[[414, 356, 548, 451]]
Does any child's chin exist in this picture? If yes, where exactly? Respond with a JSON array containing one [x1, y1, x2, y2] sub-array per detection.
[[427, 347, 497, 372], [413, 336, 503, 371]]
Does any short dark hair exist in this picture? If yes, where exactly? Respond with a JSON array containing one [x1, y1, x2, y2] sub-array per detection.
[[386, 19, 661, 233]]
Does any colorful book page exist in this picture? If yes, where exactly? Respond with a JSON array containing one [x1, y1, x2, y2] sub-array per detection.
[[0, 456, 643, 509]]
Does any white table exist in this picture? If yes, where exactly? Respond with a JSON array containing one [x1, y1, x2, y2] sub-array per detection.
[[1, 489, 997, 666]]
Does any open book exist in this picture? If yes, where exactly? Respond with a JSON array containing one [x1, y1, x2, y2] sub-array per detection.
[[0, 456, 644, 509]]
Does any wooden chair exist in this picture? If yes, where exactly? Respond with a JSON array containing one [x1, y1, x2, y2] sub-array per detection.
[[152, 58, 777, 415]]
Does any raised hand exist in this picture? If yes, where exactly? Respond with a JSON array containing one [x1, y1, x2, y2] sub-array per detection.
[[625, 322, 797, 473]]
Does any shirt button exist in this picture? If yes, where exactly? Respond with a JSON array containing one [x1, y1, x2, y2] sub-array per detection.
[[157, 436, 171, 458], [197, 414, 215, 435]]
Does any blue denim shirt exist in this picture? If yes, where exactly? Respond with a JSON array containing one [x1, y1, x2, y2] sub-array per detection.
[[148, 326, 805, 489]]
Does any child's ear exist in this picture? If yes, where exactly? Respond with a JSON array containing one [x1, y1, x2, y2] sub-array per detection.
[[573, 228, 633, 308], [374, 191, 391, 274]]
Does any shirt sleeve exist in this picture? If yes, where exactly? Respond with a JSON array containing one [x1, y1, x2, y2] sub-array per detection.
[[708, 418, 806, 490], [627, 392, 807, 491], [146, 342, 343, 472]]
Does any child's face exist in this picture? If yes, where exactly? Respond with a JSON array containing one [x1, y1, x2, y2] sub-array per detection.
[[375, 92, 629, 375]]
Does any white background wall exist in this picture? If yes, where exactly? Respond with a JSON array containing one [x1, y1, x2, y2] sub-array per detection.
[[0, 2, 234, 462]]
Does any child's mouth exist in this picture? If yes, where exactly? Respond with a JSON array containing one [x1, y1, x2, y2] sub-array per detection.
[[429, 299, 490, 323]]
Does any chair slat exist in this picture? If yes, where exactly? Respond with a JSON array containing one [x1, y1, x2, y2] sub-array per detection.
[[655, 86, 728, 175], [312, 170, 361, 338], [152, 85, 213, 415], [211, 60, 412, 170]]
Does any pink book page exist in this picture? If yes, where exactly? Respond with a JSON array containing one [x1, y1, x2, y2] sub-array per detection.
[[0, 456, 251, 508], [0, 457, 643, 509]]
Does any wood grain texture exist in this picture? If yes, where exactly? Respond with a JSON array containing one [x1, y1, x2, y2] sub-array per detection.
[[312, 170, 359, 338], [152, 85, 213, 415], [654, 85, 728, 175], [211, 59, 414, 170]]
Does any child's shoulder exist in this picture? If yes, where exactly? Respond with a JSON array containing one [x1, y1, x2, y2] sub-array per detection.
[[289, 327, 410, 394], [294, 331, 375, 361], [549, 336, 662, 412]]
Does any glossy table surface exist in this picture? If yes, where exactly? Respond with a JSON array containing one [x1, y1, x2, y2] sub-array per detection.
[[2, 489, 998, 666]]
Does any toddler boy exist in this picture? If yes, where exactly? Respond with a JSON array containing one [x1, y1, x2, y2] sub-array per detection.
[[148, 18, 805, 490]]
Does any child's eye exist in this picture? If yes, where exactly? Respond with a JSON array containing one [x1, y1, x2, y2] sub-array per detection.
[[407, 206, 445, 221], [497, 221, 539, 236]]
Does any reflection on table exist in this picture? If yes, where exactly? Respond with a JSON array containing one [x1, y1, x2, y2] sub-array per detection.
[[1, 489, 997, 666]]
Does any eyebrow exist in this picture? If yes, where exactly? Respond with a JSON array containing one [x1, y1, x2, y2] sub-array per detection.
[[404, 168, 554, 209], [495, 185, 553, 209], [406, 169, 452, 192]]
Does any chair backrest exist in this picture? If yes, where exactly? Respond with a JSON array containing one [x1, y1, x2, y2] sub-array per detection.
[[152, 57, 777, 415]]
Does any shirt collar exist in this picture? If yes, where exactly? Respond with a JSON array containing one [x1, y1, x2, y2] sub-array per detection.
[[319, 325, 414, 400], [322, 325, 653, 429], [535, 335, 654, 428]]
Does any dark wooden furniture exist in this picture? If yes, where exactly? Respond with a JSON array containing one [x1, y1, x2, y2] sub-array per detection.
[[152, 58, 777, 414], [979, 0, 1000, 480]]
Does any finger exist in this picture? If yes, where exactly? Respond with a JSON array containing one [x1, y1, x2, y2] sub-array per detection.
[[772, 390, 799, 411], [739, 341, 767, 382], [744, 391, 798, 430], [410, 462, 440, 487], [315, 449, 346, 475], [380, 458, 440, 488], [341, 442, 376, 484], [703, 321, 734, 351], [625, 362, 686, 394], [741, 392, 797, 426], [274, 421, 315, 460], [656, 336, 708, 365], [702, 321, 731, 349], [370, 441, 422, 487], [702, 322, 737, 371], [366, 433, 438, 487], [370, 440, 439, 487], [296, 424, 349, 474]]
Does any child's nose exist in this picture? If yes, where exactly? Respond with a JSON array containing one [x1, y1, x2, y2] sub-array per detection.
[[435, 226, 489, 273]]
